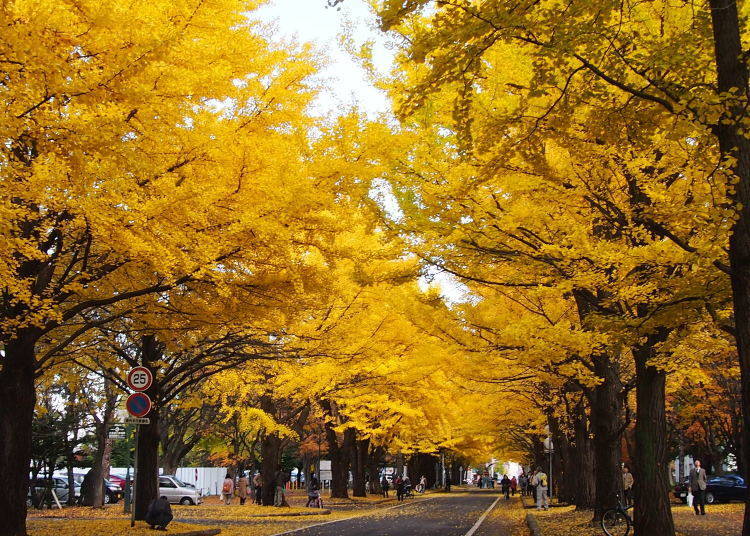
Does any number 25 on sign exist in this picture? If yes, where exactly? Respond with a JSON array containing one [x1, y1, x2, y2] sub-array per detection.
[[127, 367, 153, 392]]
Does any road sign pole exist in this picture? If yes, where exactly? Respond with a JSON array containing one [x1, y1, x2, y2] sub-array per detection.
[[130, 425, 139, 528], [124, 424, 132, 514]]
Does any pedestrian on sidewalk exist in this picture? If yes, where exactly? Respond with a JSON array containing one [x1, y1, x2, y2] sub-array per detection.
[[510, 476, 518, 496], [622, 466, 634, 507], [689, 460, 708, 516], [532, 467, 549, 510], [221, 474, 234, 505], [528, 469, 537, 500], [381, 475, 390, 498], [252, 472, 263, 505], [306, 474, 322, 508], [274, 465, 288, 507], [518, 473, 528, 496], [395, 475, 405, 501], [237, 472, 249, 505], [501, 475, 511, 500]]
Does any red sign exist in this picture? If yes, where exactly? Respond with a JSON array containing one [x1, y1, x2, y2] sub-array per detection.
[[127, 367, 153, 392], [126, 392, 152, 418]]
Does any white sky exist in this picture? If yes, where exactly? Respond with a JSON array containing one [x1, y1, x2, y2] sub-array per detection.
[[255, 0, 394, 117]]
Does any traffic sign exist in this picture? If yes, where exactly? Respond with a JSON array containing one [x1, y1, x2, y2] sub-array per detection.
[[109, 424, 127, 439], [126, 392, 152, 418], [127, 367, 153, 392], [125, 417, 150, 425]]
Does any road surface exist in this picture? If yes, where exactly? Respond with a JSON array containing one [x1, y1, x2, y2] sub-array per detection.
[[273, 491, 515, 536]]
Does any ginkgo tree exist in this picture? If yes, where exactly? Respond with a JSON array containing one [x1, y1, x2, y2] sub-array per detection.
[[0, 0, 334, 531]]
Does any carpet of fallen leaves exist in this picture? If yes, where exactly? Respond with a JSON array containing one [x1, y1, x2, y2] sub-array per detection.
[[25, 495, 395, 536], [27, 519, 212, 536], [172, 503, 325, 518], [530, 502, 744, 536]]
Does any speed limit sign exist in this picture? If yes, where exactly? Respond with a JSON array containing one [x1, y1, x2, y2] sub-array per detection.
[[127, 367, 153, 392]]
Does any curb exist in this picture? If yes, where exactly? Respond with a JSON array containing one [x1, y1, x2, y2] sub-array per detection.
[[526, 512, 542, 536], [170, 531, 221, 536]]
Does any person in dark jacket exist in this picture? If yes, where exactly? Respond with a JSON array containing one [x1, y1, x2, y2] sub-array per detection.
[[395, 475, 405, 501], [381, 475, 390, 498], [689, 460, 708, 516], [145, 496, 173, 531], [501, 475, 511, 499], [306, 475, 322, 508]]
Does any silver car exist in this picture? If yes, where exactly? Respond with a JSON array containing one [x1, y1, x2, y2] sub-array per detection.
[[28, 477, 76, 506], [158, 475, 202, 505]]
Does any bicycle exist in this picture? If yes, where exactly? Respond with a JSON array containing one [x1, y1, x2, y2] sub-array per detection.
[[601, 494, 632, 536]]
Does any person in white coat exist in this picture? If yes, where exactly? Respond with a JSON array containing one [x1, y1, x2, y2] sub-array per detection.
[[532, 466, 549, 510]]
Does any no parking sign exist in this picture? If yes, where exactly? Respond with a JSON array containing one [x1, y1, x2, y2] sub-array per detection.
[[126, 392, 152, 418]]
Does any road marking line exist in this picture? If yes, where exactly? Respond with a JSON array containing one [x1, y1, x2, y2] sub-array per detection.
[[463, 495, 502, 536], [269, 496, 437, 536]]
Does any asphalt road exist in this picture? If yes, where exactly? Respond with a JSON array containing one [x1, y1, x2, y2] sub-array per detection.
[[274, 491, 513, 536]]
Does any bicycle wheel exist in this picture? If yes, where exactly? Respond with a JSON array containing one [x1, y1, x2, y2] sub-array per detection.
[[601, 509, 631, 536]]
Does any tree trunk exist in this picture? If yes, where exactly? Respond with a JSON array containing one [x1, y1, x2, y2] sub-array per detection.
[[573, 404, 596, 510], [367, 446, 384, 494], [351, 437, 368, 497], [586, 354, 623, 522], [134, 335, 161, 520], [0, 334, 37, 536], [408, 453, 438, 489], [708, 3, 750, 533], [327, 427, 355, 499], [573, 289, 623, 521], [83, 424, 107, 507], [260, 432, 281, 506], [632, 330, 675, 536]]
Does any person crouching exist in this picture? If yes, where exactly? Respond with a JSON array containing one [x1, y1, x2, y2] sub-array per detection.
[[145, 496, 173, 531]]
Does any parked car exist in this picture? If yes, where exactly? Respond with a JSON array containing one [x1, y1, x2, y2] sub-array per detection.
[[107, 474, 126, 489], [158, 475, 202, 505], [67, 472, 123, 504], [27, 477, 76, 506], [674, 473, 747, 504], [103, 478, 124, 504]]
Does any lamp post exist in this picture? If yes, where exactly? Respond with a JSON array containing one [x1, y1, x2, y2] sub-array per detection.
[[543, 437, 554, 501]]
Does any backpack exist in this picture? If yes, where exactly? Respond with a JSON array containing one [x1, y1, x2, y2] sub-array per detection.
[[539, 474, 548, 487], [222, 480, 232, 494]]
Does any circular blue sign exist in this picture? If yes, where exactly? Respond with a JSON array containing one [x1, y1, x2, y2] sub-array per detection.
[[126, 392, 152, 417]]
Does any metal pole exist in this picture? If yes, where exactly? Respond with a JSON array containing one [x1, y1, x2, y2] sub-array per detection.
[[124, 425, 132, 514], [130, 425, 139, 528], [549, 450, 553, 502]]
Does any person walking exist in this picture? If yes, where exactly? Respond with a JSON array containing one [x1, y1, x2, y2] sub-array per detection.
[[622, 466, 634, 507], [532, 467, 549, 510], [237, 473, 249, 505], [395, 475, 405, 501], [252, 472, 263, 505], [528, 469, 537, 500], [519, 473, 528, 496], [381, 475, 390, 497], [689, 460, 708, 516], [501, 474, 511, 500], [221, 474, 234, 505], [510, 475, 518, 496], [417, 475, 427, 493], [274, 465, 288, 507], [306, 474, 322, 508]]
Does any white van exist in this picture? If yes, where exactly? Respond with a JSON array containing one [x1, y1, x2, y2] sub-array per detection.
[[158, 475, 202, 505]]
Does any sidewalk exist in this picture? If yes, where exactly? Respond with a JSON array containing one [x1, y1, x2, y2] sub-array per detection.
[[524, 502, 743, 536]]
